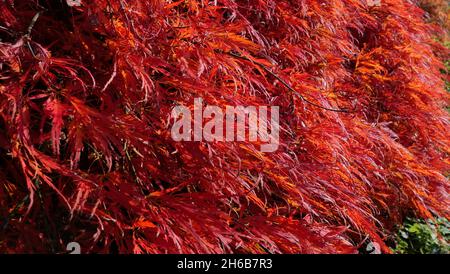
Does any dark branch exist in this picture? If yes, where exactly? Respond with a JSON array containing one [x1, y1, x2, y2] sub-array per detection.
[[227, 51, 353, 113]]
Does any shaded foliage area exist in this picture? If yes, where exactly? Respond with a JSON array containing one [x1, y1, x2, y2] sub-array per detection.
[[419, 0, 449, 31], [0, 0, 449, 253]]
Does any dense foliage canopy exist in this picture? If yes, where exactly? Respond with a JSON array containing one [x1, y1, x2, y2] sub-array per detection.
[[0, 0, 449, 253]]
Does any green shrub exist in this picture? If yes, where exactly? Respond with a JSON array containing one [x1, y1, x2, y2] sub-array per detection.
[[393, 218, 450, 254]]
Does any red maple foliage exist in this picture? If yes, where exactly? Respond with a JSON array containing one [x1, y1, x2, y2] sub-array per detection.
[[0, 0, 449, 253]]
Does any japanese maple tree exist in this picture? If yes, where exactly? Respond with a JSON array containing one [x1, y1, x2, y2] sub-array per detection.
[[0, 0, 448, 253]]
